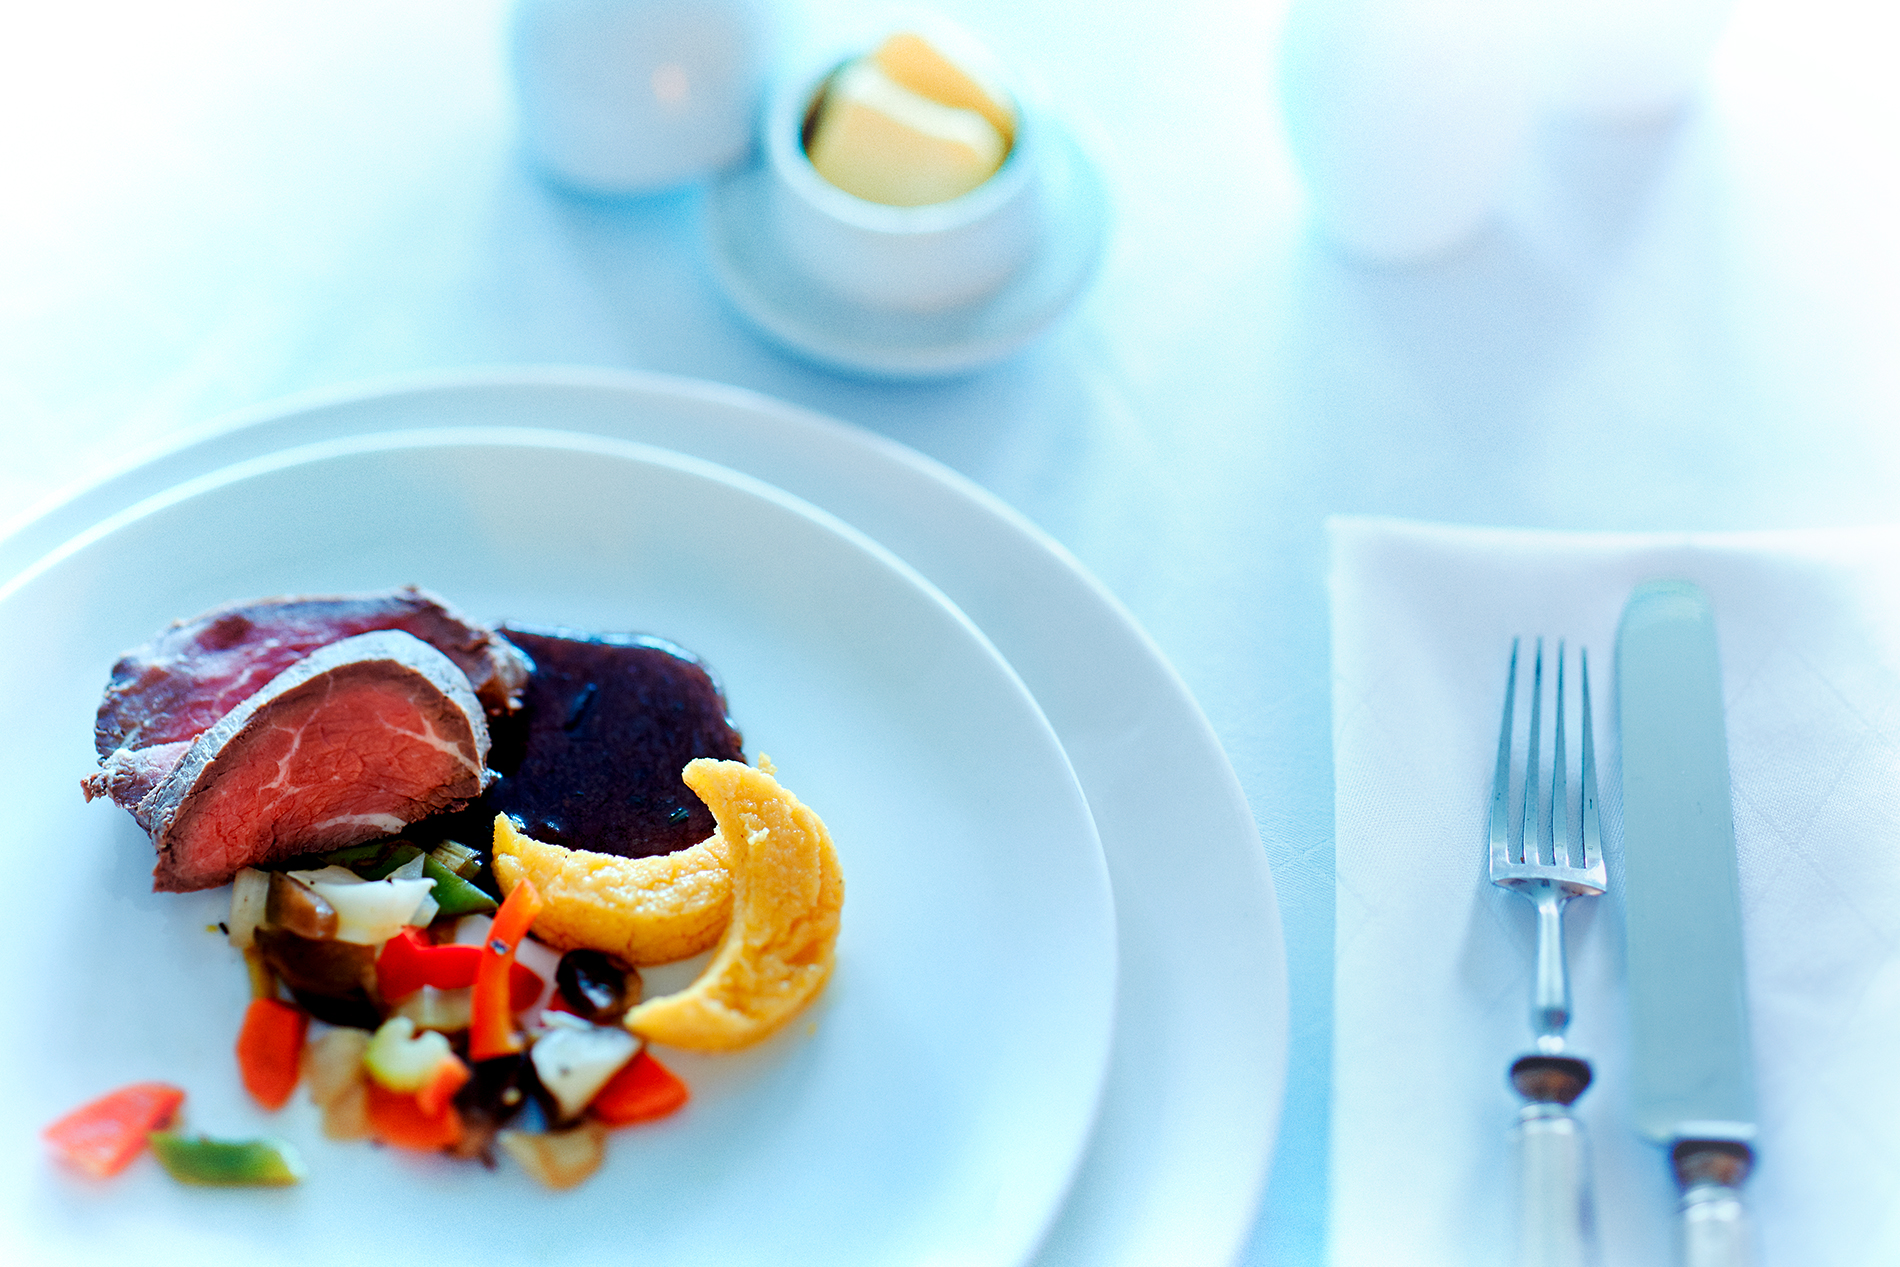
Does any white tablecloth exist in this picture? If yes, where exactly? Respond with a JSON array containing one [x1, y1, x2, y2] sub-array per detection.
[[6, 0, 1900, 1260]]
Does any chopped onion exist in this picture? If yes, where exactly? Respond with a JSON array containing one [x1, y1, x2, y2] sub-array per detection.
[[384, 851, 439, 926], [529, 1013, 638, 1120], [387, 853, 428, 881], [302, 1028, 375, 1142], [320, 1081, 372, 1142], [227, 868, 270, 949], [405, 892, 440, 929], [393, 985, 473, 1033], [302, 1027, 371, 1109], [290, 865, 363, 886], [498, 1121, 607, 1190], [289, 870, 436, 945]]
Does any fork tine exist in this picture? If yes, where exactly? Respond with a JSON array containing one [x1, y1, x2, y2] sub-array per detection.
[[1489, 638, 1519, 872], [1551, 641, 1569, 868], [1521, 638, 1543, 866], [1579, 647, 1602, 874]]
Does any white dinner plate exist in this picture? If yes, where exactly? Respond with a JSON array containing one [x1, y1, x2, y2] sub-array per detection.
[[0, 368, 1288, 1267], [0, 429, 1117, 1267]]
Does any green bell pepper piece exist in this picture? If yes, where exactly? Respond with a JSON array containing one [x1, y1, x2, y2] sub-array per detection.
[[358, 842, 494, 916], [318, 840, 394, 868], [148, 1132, 305, 1186], [359, 843, 426, 880], [421, 854, 498, 916]]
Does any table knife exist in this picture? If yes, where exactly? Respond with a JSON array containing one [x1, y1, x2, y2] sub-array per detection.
[[1616, 581, 1756, 1267]]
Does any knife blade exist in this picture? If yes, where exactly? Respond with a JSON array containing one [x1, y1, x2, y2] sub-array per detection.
[[1616, 580, 1756, 1267]]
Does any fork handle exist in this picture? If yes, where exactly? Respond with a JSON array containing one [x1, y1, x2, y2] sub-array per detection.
[[1512, 1103, 1594, 1267], [1531, 894, 1571, 1041]]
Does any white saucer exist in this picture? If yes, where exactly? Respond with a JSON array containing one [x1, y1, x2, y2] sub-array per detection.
[[702, 121, 1111, 379]]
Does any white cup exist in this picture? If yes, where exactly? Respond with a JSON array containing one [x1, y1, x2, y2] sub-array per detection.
[[1540, 0, 1736, 119], [1279, 0, 1535, 260], [511, 0, 774, 195], [763, 48, 1044, 312]]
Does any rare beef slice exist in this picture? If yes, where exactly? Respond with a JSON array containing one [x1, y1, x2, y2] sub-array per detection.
[[131, 630, 493, 892], [85, 587, 525, 813], [93, 587, 526, 755]]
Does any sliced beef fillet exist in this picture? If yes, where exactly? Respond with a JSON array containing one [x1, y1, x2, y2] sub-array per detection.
[[94, 586, 527, 757], [85, 587, 526, 814], [482, 627, 744, 859], [136, 630, 493, 892], [84, 741, 193, 828]]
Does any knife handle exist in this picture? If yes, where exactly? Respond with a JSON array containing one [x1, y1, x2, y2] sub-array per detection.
[[1675, 1142, 1754, 1267], [1511, 1102, 1594, 1267]]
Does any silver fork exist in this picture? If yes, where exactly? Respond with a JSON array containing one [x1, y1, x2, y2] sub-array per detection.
[[1489, 637, 1606, 1267]]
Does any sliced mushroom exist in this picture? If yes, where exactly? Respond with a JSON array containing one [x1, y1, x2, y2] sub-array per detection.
[[266, 870, 338, 939]]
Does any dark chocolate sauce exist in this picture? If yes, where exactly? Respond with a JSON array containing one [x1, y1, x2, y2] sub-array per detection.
[[471, 627, 744, 859]]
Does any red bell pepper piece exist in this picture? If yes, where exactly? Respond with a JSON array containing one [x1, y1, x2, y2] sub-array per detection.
[[469, 879, 544, 1061], [508, 962, 545, 1013], [374, 928, 450, 999], [589, 1049, 689, 1126], [235, 998, 308, 1111], [364, 1081, 463, 1152], [375, 927, 543, 1009], [42, 1082, 187, 1179]]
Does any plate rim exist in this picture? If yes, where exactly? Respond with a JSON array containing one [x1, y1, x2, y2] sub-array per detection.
[[0, 365, 1288, 1267]]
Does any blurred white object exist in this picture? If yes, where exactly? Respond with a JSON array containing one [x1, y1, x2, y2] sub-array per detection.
[[511, 0, 775, 195], [762, 45, 1042, 311], [1278, 0, 1535, 261], [702, 95, 1108, 378], [1539, 0, 1735, 119]]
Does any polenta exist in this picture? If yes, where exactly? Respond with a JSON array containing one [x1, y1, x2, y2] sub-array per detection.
[[623, 759, 844, 1051], [492, 815, 733, 966]]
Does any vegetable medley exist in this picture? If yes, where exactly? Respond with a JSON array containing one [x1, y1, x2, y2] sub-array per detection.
[[45, 831, 688, 1190]]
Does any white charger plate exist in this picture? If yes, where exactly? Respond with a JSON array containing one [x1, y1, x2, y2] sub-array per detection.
[[0, 429, 1116, 1267], [0, 368, 1288, 1267]]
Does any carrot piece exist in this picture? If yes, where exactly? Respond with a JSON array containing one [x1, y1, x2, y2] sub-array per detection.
[[589, 1049, 689, 1126], [471, 878, 544, 1061], [235, 998, 309, 1110], [364, 1081, 463, 1151], [415, 1053, 471, 1117], [42, 1082, 187, 1179]]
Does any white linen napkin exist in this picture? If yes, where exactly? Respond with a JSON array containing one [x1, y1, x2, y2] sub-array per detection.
[[1328, 516, 1900, 1266]]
